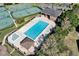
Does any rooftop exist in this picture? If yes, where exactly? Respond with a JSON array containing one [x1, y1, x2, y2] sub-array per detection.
[[20, 37, 34, 50], [41, 7, 62, 17]]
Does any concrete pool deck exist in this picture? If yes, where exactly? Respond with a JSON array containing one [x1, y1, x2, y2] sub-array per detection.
[[7, 16, 56, 55]]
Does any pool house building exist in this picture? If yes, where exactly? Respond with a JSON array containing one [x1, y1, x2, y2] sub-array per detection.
[[7, 16, 56, 55]]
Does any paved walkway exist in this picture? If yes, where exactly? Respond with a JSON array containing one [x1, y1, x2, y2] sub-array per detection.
[[10, 48, 15, 54], [2, 34, 9, 46]]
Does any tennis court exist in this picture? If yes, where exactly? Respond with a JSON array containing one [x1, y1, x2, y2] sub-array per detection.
[[12, 7, 41, 18], [0, 4, 41, 30], [0, 17, 13, 29], [0, 7, 13, 30]]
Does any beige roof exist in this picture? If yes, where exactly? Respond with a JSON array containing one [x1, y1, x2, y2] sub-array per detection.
[[41, 7, 62, 17]]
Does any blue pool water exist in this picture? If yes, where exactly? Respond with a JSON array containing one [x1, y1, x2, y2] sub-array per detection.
[[24, 20, 49, 41]]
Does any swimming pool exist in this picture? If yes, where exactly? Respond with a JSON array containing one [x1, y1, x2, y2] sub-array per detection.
[[24, 20, 49, 41]]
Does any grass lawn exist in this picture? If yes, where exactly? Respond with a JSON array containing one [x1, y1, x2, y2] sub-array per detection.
[[0, 25, 16, 42]]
